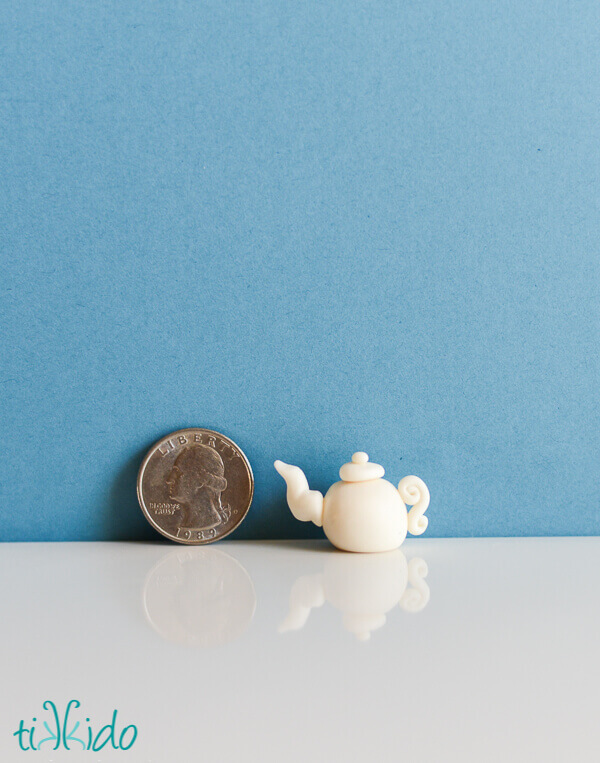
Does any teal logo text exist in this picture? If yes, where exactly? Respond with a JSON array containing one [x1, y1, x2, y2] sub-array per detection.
[[13, 700, 138, 751]]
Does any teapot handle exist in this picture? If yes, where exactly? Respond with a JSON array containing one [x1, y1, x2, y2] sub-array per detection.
[[399, 558, 430, 612], [398, 475, 430, 536]]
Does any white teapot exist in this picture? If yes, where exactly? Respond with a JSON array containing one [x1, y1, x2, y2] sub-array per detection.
[[279, 551, 430, 640], [274, 452, 429, 553]]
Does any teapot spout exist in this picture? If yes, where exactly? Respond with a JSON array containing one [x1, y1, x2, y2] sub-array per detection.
[[274, 460, 324, 527]]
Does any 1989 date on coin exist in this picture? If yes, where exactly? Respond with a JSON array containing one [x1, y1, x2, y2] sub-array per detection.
[[137, 428, 254, 545]]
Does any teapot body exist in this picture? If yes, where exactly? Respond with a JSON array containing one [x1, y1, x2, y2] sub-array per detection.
[[323, 478, 408, 553]]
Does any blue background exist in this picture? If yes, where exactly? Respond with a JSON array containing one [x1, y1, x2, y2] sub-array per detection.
[[1, 0, 599, 541]]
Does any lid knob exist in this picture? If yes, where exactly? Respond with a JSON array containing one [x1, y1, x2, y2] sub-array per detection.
[[352, 452, 369, 464]]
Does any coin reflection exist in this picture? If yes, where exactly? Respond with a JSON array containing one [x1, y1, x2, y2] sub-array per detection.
[[143, 548, 256, 647], [279, 550, 429, 641]]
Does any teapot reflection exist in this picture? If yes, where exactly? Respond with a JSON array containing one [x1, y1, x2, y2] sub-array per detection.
[[143, 548, 256, 648], [279, 550, 429, 641]]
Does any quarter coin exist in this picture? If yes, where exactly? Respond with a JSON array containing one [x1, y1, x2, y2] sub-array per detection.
[[137, 428, 254, 544]]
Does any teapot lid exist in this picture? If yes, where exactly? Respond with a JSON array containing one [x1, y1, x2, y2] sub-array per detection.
[[339, 452, 385, 482]]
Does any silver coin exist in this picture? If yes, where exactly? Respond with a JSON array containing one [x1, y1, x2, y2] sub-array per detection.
[[137, 428, 254, 545]]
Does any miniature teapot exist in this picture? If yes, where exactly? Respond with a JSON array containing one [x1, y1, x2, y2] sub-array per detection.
[[279, 551, 430, 640], [274, 452, 429, 553]]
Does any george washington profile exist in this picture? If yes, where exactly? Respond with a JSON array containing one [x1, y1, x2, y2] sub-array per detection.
[[166, 444, 228, 532]]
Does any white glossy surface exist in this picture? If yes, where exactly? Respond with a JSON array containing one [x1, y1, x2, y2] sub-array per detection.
[[1, 538, 599, 761]]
